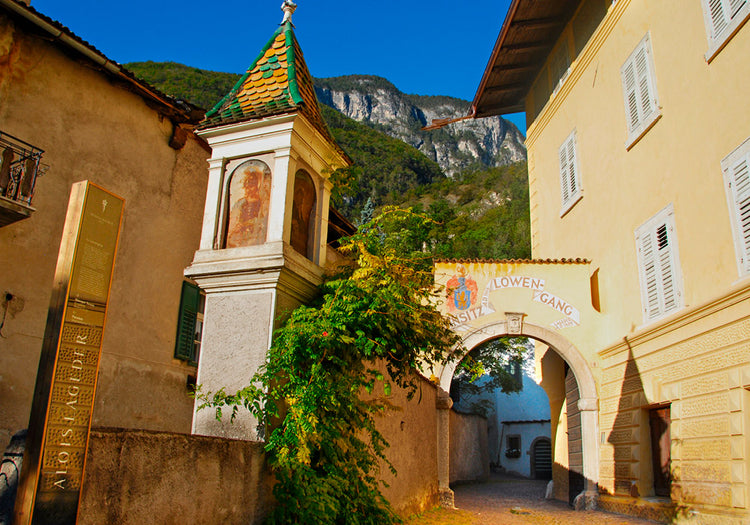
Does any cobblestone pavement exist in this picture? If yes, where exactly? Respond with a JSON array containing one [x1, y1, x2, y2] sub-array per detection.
[[406, 474, 662, 525]]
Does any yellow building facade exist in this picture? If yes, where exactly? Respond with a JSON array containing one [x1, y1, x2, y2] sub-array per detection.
[[469, 0, 750, 522]]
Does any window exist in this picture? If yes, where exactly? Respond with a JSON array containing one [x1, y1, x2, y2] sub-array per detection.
[[559, 130, 582, 215], [504, 360, 523, 391], [505, 435, 521, 458], [621, 33, 660, 148], [635, 205, 684, 323], [722, 137, 750, 276], [701, 0, 750, 60], [174, 281, 205, 364]]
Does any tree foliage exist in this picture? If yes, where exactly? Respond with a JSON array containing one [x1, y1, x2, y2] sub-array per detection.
[[199, 208, 463, 525]]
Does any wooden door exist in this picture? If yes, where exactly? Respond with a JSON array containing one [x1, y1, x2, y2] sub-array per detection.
[[649, 406, 671, 497]]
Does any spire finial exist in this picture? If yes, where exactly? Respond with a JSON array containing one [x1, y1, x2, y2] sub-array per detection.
[[281, 0, 297, 24]]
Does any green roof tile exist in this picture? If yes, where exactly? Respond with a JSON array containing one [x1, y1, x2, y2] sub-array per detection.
[[199, 20, 343, 163]]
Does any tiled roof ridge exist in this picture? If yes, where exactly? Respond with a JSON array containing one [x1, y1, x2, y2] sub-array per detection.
[[199, 20, 350, 164], [284, 23, 304, 106], [435, 258, 590, 264], [204, 24, 286, 120]]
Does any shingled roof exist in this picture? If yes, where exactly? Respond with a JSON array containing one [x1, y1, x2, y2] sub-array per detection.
[[199, 20, 335, 149]]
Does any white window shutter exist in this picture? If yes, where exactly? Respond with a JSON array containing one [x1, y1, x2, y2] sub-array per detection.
[[621, 34, 659, 143], [657, 223, 678, 313], [729, 154, 750, 272], [567, 138, 577, 197], [708, 0, 730, 38], [559, 131, 581, 213], [634, 46, 653, 123], [622, 61, 640, 132], [703, 0, 750, 58], [639, 228, 660, 319], [559, 142, 570, 203], [730, 0, 748, 17], [636, 205, 682, 323]]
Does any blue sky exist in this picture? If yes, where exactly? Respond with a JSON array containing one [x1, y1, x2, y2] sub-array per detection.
[[31, 0, 525, 134]]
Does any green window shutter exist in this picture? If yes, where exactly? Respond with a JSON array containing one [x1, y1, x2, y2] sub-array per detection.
[[175, 281, 201, 361]]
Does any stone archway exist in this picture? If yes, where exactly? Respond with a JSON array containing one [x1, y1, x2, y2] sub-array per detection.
[[434, 320, 598, 509]]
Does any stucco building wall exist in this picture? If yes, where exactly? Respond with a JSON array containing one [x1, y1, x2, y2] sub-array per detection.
[[516, 0, 750, 520], [0, 10, 208, 451]]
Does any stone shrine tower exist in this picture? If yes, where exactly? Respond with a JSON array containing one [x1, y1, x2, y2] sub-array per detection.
[[187, 2, 350, 439]]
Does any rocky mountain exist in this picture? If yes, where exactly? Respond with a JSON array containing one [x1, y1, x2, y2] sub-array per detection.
[[124, 61, 531, 259], [314, 75, 526, 176]]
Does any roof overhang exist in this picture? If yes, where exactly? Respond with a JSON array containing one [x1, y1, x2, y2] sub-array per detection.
[[471, 0, 580, 118], [0, 0, 204, 125]]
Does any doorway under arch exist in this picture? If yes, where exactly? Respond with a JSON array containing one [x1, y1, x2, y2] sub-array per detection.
[[434, 320, 598, 509]]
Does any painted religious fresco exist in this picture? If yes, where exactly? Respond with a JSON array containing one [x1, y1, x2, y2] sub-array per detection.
[[225, 160, 272, 248], [437, 261, 590, 334], [290, 170, 316, 259]]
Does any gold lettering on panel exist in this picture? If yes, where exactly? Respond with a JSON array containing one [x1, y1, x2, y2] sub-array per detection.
[[14, 183, 123, 525]]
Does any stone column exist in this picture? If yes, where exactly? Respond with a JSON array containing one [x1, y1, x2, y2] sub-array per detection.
[[576, 397, 600, 510], [199, 157, 226, 251], [436, 390, 455, 508]]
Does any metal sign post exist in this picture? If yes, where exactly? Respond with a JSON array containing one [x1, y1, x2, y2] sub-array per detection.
[[13, 181, 124, 524]]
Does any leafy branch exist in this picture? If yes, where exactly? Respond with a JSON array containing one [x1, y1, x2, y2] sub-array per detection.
[[198, 208, 463, 524]]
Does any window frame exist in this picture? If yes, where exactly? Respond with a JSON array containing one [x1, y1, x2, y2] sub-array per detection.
[[701, 0, 750, 61], [721, 137, 750, 277], [620, 33, 661, 149], [634, 204, 684, 324], [559, 130, 583, 216]]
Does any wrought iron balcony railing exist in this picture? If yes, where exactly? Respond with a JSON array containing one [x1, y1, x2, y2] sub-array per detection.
[[0, 131, 48, 226]]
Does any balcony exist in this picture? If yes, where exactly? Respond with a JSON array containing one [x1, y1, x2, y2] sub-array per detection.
[[0, 131, 47, 227]]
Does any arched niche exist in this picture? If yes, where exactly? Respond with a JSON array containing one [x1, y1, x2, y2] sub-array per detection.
[[290, 169, 317, 260], [224, 159, 272, 249]]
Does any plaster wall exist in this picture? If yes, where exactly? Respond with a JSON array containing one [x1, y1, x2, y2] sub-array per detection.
[[449, 411, 489, 483], [191, 290, 274, 440], [597, 294, 750, 522], [525, 0, 750, 347], [0, 14, 208, 451]]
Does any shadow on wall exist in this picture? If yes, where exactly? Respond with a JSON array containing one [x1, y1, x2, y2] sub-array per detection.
[[601, 348, 677, 522], [550, 461, 598, 510]]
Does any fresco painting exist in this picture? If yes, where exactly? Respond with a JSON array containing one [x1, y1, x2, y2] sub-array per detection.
[[290, 170, 316, 258], [225, 160, 272, 248]]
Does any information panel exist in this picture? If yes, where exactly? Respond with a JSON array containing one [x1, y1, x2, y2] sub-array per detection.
[[14, 181, 123, 524]]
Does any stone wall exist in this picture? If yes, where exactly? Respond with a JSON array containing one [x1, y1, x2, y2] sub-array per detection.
[[449, 411, 489, 483], [79, 429, 273, 525], [77, 373, 441, 523], [373, 370, 441, 516]]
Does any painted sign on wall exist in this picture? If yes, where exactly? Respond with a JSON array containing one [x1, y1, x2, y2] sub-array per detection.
[[443, 263, 581, 332]]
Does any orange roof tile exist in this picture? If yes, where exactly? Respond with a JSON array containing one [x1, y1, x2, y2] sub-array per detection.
[[200, 20, 337, 158]]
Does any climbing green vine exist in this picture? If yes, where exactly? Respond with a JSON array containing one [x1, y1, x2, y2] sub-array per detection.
[[199, 208, 463, 525]]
